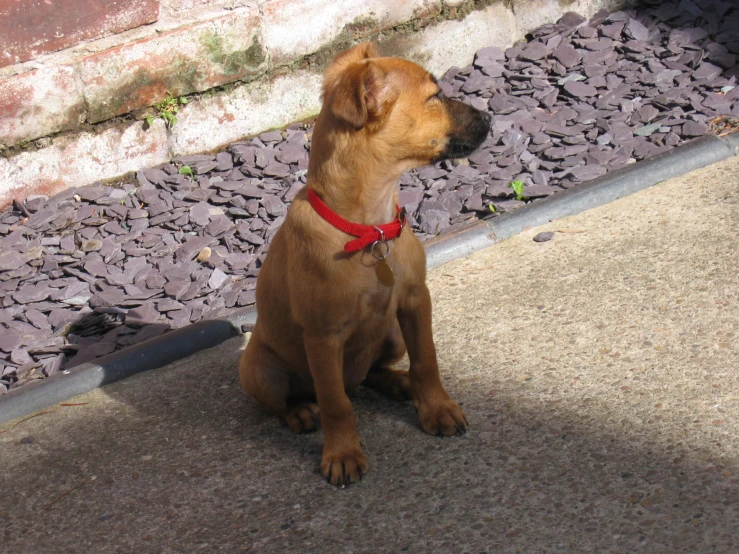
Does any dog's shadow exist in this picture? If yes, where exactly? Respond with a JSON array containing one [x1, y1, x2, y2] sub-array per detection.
[[6, 332, 737, 552]]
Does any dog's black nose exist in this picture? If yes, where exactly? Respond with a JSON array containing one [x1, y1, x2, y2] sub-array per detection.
[[480, 111, 492, 125]]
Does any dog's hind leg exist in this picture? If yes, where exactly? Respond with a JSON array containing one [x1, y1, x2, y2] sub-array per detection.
[[239, 334, 320, 434], [363, 319, 411, 401]]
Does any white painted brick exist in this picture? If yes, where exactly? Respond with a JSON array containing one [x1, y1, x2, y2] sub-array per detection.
[[168, 70, 323, 156], [261, 0, 441, 64], [0, 120, 170, 206], [0, 66, 85, 148], [442, 0, 469, 8], [60, 119, 171, 187], [78, 8, 264, 123], [400, 3, 517, 76]]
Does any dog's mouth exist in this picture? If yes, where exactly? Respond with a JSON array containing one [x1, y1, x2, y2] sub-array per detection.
[[435, 99, 491, 162], [437, 135, 486, 160]]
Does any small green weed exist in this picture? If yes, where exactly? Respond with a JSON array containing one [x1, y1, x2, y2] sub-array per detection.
[[179, 165, 195, 178], [509, 180, 526, 201], [488, 203, 496, 213], [120, 188, 138, 205], [146, 93, 188, 128]]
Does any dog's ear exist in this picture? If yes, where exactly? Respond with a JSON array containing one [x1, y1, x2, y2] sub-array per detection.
[[329, 42, 380, 68], [329, 61, 388, 130]]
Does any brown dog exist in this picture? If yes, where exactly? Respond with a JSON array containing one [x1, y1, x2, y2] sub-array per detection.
[[239, 43, 490, 486]]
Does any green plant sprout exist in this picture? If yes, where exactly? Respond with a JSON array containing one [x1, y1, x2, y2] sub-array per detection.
[[488, 203, 496, 213], [179, 165, 195, 178], [146, 93, 188, 128], [120, 188, 138, 205], [509, 180, 527, 201]]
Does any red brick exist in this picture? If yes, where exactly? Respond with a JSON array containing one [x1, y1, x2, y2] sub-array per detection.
[[0, 0, 160, 68], [78, 9, 265, 123], [0, 66, 85, 148]]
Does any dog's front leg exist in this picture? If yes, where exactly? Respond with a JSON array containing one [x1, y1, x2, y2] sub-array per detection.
[[304, 332, 368, 486], [398, 284, 468, 436]]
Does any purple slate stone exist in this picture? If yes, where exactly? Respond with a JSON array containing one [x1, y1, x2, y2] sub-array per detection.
[[567, 165, 607, 181], [519, 41, 550, 61], [189, 202, 215, 227], [24, 208, 57, 230], [13, 284, 50, 304], [624, 18, 649, 42], [261, 195, 286, 217], [418, 209, 450, 235], [682, 120, 708, 137], [164, 280, 190, 300], [0, 328, 22, 352], [560, 11, 586, 27], [275, 147, 307, 165], [55, 281, 91, 301], [125, 302, 160, 326], [48, 309, 77, 330], [215, 152, 234, 171], [205, 215, 233, 237], [167, 307, 193, 327], [208, 268, 230, 290], [523, 185, 552, 199], [77, 186, 106, 202], [89, 289, 126, 308], [693, 62, 723, 81], [142, 168, 170, 184], [552, 44, 581, 68], [238, 290, 257, 306], [25, 308, 50, 329], [158, 298, 184, 312], [259, 130, 282, 143], [600, 22, 625, 40], [130, 323, 170, 345], [262, 161, 290, 178], [474, 46, 505, 63], [669, 27, 708, 46], [237, 226, 265, 245], [236, 183, 264, 199], [0, 250, 27, 271], [11, 348, 34, 366], [194, 160, 219, 174]]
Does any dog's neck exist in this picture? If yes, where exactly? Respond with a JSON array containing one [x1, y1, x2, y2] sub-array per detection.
[[307, 132, 402, 226]]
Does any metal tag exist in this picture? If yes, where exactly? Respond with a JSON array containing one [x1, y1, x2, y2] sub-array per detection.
[[375, 258, 395, 287]]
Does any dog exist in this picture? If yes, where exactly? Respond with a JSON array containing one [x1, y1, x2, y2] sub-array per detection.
[[239, 42, 491, 486]]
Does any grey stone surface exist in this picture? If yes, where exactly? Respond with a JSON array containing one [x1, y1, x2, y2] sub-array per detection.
[[1, 157, 737, 552]]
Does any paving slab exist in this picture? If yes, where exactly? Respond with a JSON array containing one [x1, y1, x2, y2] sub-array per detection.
[[1, 157, 738, 553]]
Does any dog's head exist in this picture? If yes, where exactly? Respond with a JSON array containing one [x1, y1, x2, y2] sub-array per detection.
[[318, 43, 491, 169]]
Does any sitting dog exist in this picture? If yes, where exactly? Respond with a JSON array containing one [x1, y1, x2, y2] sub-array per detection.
[[239, 43, 490, 486]]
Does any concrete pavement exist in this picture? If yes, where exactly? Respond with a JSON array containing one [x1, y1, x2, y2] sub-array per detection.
[[1, 156, 738, 553]]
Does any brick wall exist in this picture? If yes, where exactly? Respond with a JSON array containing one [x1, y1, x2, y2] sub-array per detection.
[[0, 0, 624, 206]]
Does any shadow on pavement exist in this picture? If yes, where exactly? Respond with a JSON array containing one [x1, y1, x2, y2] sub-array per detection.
[[1, 331, 736, 553]]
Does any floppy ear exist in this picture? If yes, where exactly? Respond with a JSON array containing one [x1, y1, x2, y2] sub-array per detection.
[[329, 42, 381, 68], [329, 61, 388, 130]]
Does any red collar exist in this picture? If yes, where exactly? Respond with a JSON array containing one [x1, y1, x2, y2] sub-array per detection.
[[307, 188, 406, 253]]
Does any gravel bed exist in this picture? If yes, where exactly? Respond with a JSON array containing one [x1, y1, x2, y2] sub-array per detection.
[[1, 0, 738, 394]]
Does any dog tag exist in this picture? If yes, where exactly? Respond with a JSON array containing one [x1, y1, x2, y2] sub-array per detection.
[[375, 259, 395, 287]]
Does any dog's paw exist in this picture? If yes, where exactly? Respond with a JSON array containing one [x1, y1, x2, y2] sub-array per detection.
[[363, 367, 412, 401], [321, 446, 368, 486], [417, 399, 468, 437], [285, 403, 320, 434]]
